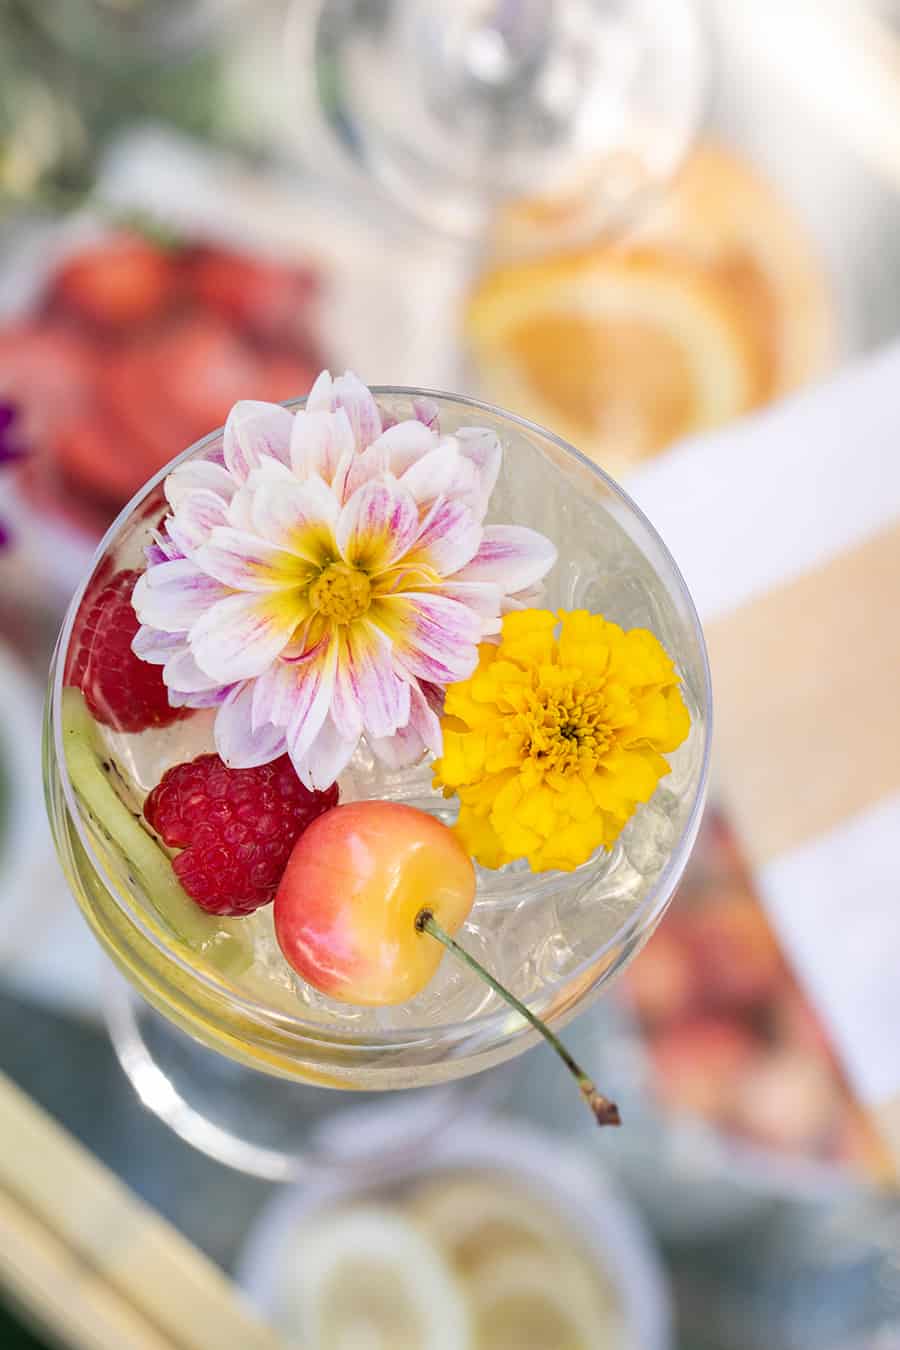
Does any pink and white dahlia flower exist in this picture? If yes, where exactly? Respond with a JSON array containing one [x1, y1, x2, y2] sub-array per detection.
[[132, 372, 556, 789]]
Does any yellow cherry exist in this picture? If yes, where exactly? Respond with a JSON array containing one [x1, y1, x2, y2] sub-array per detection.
[[275, 801, 475, 1006]]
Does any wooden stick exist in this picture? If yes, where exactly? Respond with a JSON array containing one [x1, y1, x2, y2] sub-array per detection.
[[0, 1071, 283, 1350]]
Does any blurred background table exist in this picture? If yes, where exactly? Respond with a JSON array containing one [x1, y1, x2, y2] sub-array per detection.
[[2, 2, 900, 1348]]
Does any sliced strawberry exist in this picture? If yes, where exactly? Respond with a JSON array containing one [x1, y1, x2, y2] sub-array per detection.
[[49, 235, 176, 330], [183, 245, 320, 342]]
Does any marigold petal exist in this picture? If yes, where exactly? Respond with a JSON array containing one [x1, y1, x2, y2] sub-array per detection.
[[454, 805, 512, 870], [498, 608, 557, 666]]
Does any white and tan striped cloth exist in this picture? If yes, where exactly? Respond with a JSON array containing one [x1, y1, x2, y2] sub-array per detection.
[[627, 340, 900, 1172]]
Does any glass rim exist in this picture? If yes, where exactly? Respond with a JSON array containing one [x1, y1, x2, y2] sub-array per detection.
[[50, 386, 713, 1053]]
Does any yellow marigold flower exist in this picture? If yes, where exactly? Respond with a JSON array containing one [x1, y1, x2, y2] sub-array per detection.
[[433, 608, 691, 873]]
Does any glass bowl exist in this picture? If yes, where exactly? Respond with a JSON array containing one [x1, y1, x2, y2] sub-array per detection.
[[45, 388, 711, 1096]]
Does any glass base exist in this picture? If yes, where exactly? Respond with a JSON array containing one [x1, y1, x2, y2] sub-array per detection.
[[104, 965, 508, 1180]]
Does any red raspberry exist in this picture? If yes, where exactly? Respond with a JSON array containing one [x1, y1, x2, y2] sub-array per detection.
[[65, 567, 187, 733], [144, 754, 339, 916]]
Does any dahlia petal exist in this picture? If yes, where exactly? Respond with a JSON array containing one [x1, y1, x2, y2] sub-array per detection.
[[408, 495, 481, 577], [435, 579, 503, 635], [333, 622, 410, 741], [162, 647, 224, 693], [132, 560, 230, 634], [249, 643, 327, 729], [164, 459, 236, 511], [293, 714, 357, 792], [131, 626, 186, 665], [285, 636, 338, 766], [223, 400, 294, 483], [400, 442, 479, 509], [332, 372, 382, 451], [367, 420, 436, 477], [304, 369, 334, 412], [379, 592, 481, 685], [190, 591, 301, 683], [342, 442, 389, 501], [226, 483, 257, 533], [407, 680, 442, 756], [166, 489, 231, 558], [145, 541, 174, 568], [455, 524, 557, 593], [168, 685, 236, 709], [196, 527, 313, 591], [154, 526, 185, 562], [456, 427, 502, 515], [290, 408, 355, 482], [502, 581, 546, 614], [249, 474, 339, 564], [307, 370, 382, 451], [215, 682, 288, 769], [412, 396, 440, 432], [337, 477, 420, 572], [369, 720, 425, 770]]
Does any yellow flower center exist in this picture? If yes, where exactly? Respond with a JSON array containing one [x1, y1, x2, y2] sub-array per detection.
[[309, 563, 372, 623], [522, 685, 612, 775]]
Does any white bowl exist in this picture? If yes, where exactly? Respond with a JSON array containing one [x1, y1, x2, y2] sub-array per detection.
[[236, 1117, 672, 1350]]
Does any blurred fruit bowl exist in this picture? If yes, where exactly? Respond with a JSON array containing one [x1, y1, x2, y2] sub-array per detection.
[[0, 219, 330, 544], [237, 1118, 671, 1350], [589, 806, 895, 1232], [467, 142, 837, 481]]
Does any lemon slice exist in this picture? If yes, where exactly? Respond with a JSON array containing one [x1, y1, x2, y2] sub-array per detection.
[[465, 1249, 623, 1350], [466, 249, 764, 476], [275, 1206, 470, 1350], [409, 1175, 572, 1273], [632, 143, 835, 397]]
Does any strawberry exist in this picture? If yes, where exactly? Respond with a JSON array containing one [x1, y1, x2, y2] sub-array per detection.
[[50, 235, 176, 329], [183, 246, 319, 342]]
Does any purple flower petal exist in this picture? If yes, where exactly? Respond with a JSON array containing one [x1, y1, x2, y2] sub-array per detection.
[[366, 420, 436, 477], [190, 591, 301, 683], [292, 713, 358, 792], [456, 427, 501, 515], [407, 495, 481, 577], [163, 647, 226, 694], [370, 677, 443, 768], [132, 560, 230, 633], [131, 626, 186, 665], [412, 396, 440, 432], [215, 682, 287, 769], [249, 474, 339, 564], [454, 524, 557, 593], [222, 400, 294, 483], [378, 592, 481, 686], [307, 371, 382, 452], [169, 684, 237, 709], [166, 489, 231, 558], [196, 527, 314, 592], [332, 622, 410, 741], [165, 459, 236, 511], [337, 477, 420, 572], [285, 637, 338, 767], [434, 579, 503, 635], [289, 408, 354, 483], [399, 442, 479, 510]]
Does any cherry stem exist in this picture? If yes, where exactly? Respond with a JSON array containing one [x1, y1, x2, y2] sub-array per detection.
[[416, 910, 620, 1128]]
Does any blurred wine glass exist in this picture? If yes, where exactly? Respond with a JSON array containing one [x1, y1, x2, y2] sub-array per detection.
[[288, 0, 707, 245]]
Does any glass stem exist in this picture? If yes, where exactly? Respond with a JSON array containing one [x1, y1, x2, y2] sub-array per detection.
[[416, 910, 620, 1127]]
